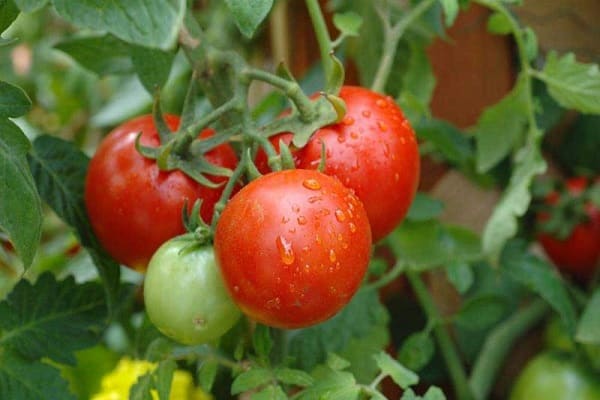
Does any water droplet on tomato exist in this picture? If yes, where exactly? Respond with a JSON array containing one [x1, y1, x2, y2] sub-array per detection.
[[377, 120, 388, 132], [394, 173, 400, 182], [266, 297, 281, 310], [281, 216, 290, 224], [376, 98, 387, 108], [308, 195, 322, 203], [337, 233, 343, 241], [292, 204, 300, 213], [362, 109, 371, 118], [400, 136, 406, 144], [350, 131, 359, 139], [349, 222, 357, 233], [342, 116, 355, 126], [303, 179, 321, 190], [337, 134, 346, 143], [297, 215, 307, 225], [233, 285, 240, 293], [276, 235, 295, 265], [335, 209, 346, 222], [329, 249, 337, 263]]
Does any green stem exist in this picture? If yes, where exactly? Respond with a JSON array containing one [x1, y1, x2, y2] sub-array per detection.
[[371, 0, 436, 93], [305, 0, 333, 80], [406, 270, 475, 400], [469, 299, 549, 400], [362, 259, 406, 291]]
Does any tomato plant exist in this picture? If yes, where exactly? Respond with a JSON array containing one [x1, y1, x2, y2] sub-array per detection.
[[144, 236, 241, 345], [536, 177, 600, 281], [256, 86, 420, 242], [85, 114, 238, 271], [510, 352, 600, 400], [214, 169, 372, 328]]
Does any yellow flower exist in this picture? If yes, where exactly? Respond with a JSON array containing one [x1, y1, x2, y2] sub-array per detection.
[[91, 357, 212, 400]]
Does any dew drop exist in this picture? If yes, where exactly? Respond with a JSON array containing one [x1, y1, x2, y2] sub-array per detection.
[[303, 178, 321, 190], [288, 227, 296, 234], [329, 249, 337, 263], [292, 204, 300, 213], [342, 116, 355, 126], [362, 109, 371, 118], [319, 208, 331, 217], [335, 209, 346, 222], [337, 134, 346, 143], [281, 216, 290, 224], [266, 297, 281, 310], [377, 120, 388, 132], [233, 285, 240, 293], [400, 136, 407, 144], [315, 234, 322, 245], [349, 222, 357, 233], [276, 235, 295, 265], [337, 233, 343, 241], [297, 215, 307, 225], [394, 173, 400, 182], [376, 98, 387, 108], [308, 195, 322, 203], [350, 131, 359, 139]]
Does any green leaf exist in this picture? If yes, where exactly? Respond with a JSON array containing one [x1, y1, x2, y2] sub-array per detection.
[[0, 272, 107, 364], [154, 360, 176, 400], [0, 80, 32, 117], [252, 324, 273, 360], [231, 368, 273, 395], [501, 240, 577, 334], [55, 34, 134, 75], [398, 332, 435, 372], [273, 368, 314, 387], [13, 0, 46, 12], [575, 289, 600, 345], [326, 353, 352, 371], [399, 42, 437, 116], [406, 193, 444, 222], [0, 118, 41, 268], [522, 27, 538, 62], [486, 12, 511, 35], [539, 52, 600, 114], [224, 0, 273, 38], [423, 387, 447, 400], [130, 371, 154, 400], [287, 289, 389, 372], [415, 118, 473, 168], [0, 351, 75, 400], [446, 260, 474, 294], [454, 295, 509, 330], [0, 0, 19, 33], [28, 135, 121, 312], [131, 46, 175, 94], [391, 220, 481, 270], [374, 352, 418, 389], [333, 11, 362, 37], [475, 79, 528, 172], [52, 0, 186, 50], [297, 368, 360, 400], [197, 359, 219, 393], [438, 0, 459, 27], [251, 385, 288, 400], [482, 142, 546, 256]]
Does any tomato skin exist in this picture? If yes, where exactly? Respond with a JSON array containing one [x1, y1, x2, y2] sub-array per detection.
[[85, 114, 238, 271], [214, 169, 372, 329], [537, 178, 600, 281], [144, 237, 241, 345], [510, 352, 600, 400], [256, 86, 420, 242]]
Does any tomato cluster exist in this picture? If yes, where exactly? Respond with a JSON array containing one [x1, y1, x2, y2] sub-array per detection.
[[85, 86, 420, 342]]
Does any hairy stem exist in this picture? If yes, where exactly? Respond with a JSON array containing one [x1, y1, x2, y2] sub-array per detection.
[[305, 0, 333, 80]]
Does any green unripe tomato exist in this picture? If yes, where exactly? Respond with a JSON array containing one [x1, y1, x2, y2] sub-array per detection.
[[510, 351, 600, 400], [144, 236, 241, 345]]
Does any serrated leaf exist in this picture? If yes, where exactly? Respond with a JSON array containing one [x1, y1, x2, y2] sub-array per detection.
[[333, 11, 362, 37], [415, 118, 473, 168], [0, 272, 107, 364], [52, 0, 186, 50], [273, 368, 314, 387], [575, 289, 600, 345], [423, 387, 447, 400], [297, 368, 359, 400], [0, 80, 31, 117], [374, 352, 418, 389], [231, 368, 273, 395], [475, 79, 528, 172], [131, 46, 175, 94], [400, 42, 436, 115], [251, 385, 288, 400], [539, 51, 600, 114], [13, 0, 46, 12], [486, 12, 511, 34], [501, 240, 577, 333], [438, 0, 459, 26], [224, 0, 273, 38], [406, 192, 444, 222], [0, 118, 41, 268], [0, 0, 19, 33], [326, 353, 351, 371], [338, 320, 390, 383], [197, 359, 219, 393], [482, 143, 546, 256], [454, 295, 509, 330], [28, 135, 121, 312], [130, 370, 154, 400], [0, 351, 76, 400], [288, 289, 388, 371], [55, 34, 134, 75], [446, 261, 473, 294], [398, 333, 435, 372]]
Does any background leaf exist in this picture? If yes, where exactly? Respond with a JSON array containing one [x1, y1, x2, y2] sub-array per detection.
[[0, 80, 31, 118], [224, 0, 273, 38], [13, 0, 46, 12], [374, 351, 419, 389], [539, 52, 600, 114], [575, 289, 600, 345], [438, 0, 459, 27], [131, 46, 175, 94], [0, 0, 19, 33], [52, 0, 186, 50], [55, 35, 135, 76], [0, 118, 41, 268], [0, 272, 107, 364]]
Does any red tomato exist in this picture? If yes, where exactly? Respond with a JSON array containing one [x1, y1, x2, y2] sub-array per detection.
[[214, 169, 372, 329], [256, 86, 420, 242], [537, 177, 600, 281], [85, 114, 238, 271]]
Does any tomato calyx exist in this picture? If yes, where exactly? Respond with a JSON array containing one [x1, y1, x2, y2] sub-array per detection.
[[181, 200, 213, 245]]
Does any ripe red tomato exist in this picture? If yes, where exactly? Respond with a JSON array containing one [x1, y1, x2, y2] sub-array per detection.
[[85, 114, 238, 271], [255, 86, 420, 242], [214, 169, 372, 329], [537, 177, 600, 281]]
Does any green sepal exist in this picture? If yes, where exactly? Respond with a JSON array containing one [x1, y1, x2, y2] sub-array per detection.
[[278, 139, 296, 170], [245, 148, 263, 181], [325, 51, 345, 95], [152, 93, 173, 144], [317, 140, 327, 173], [276, 61, 296, 82], [180, 71, 198, 131]]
